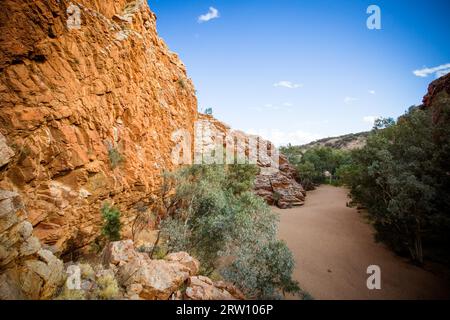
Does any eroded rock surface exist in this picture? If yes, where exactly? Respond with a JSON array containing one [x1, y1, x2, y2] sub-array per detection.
[[0, 0, 197, 254], [184, 276, 245, 300], [197, 114, 306, 208], [100, 240, 242, 300], [422, 73, 450, 125], [0, 191, 64, 300]]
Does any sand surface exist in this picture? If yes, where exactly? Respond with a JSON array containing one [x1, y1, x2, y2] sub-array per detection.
[[275, 185, 450, 300]]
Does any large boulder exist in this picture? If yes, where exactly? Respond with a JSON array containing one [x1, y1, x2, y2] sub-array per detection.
[[184, 276, 244, 300], [165, 252, 200, 276], [103, 239, 137, 266], [104, 240, 200, 300], [254, 171, 305, 208], [117, 253, 191, 300]]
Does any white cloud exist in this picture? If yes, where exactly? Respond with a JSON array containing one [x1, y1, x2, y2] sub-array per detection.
[[369, 90, 376, 95], [283, 102, 293, 107], [436, 69, 450, 78], [363, 115, 379, 124], [413, 63, 450, 78], [273, 81, 303, 89], [246, 128, 322, 146], [344, 96, 358, 104], [198, 7, 220, 23]]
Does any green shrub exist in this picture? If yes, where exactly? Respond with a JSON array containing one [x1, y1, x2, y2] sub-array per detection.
[[158, 164, 300, 299], [344, 106, 450, 266], [95, 273, 120, 300], [223, 240, 300, 299], [108, 147, 124, 169], [101, 203, 122, 242], [281, 145, 352, 189]]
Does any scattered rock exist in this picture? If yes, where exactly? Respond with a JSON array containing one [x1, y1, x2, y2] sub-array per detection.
[[165, 252, 200, 276], [185, 276, 242, 300], [99, 240, 243, 300], [103, 239, 137, 266], [117, 252, 191, 300]]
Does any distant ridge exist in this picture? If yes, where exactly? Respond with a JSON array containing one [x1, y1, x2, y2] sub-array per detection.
[[297, 131, 370, 151]]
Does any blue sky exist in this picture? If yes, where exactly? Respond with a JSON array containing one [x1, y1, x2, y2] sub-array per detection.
[[149, 0, 450, 145]]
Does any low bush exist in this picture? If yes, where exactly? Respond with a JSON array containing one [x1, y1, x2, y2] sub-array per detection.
[[108, 147, 124, 169], [157, 164, 300, 299], [101, 203, 122, 242]]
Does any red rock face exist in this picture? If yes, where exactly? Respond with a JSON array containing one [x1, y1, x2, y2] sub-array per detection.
[[422, 73, 450, 125], [0, 0, 197, 254], [197, 115, 306, 209]]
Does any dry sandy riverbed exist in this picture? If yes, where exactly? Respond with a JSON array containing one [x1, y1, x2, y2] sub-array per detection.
[[275, 185, 450, 300]]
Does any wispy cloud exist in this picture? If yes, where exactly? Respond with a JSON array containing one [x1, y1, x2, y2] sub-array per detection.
[[344, 96, 358, 104], [198, 7, 220, 23], [363, 115, 379, 124], [413, 63, 450, 78], [273, 81, 303, 89], [369, 90, 376, 95]]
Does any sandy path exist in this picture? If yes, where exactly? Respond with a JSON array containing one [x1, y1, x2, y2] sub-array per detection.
[[275, 185, 450, 300]]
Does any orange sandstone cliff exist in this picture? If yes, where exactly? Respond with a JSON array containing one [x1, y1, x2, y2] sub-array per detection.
[[0, 0, 197, 254]]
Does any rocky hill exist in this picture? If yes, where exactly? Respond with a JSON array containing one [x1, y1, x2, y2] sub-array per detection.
[[296, 132, 369, 151]]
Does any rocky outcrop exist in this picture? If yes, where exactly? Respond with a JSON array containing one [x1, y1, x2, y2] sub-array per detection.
[[255, 166, 306, 208], [0, 0, 197, 254], [184, 276, 242, 300], [0, 191, 64, 300], [197, 114, 306, 208], [422, 73, 450, 125], [98, 240, 242, 300]]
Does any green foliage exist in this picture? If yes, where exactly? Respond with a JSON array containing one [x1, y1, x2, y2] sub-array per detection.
[[158, 164, 300, 299], [101, 203, 122, 242], [373, 117, 395, 130], [344, 107, 450, 265], [225, 164, 260, 195], [204, 107, 213, 115], [281, 145, 352, 189], [108, 147, 124, 169], [223, 240, 300, 299]]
